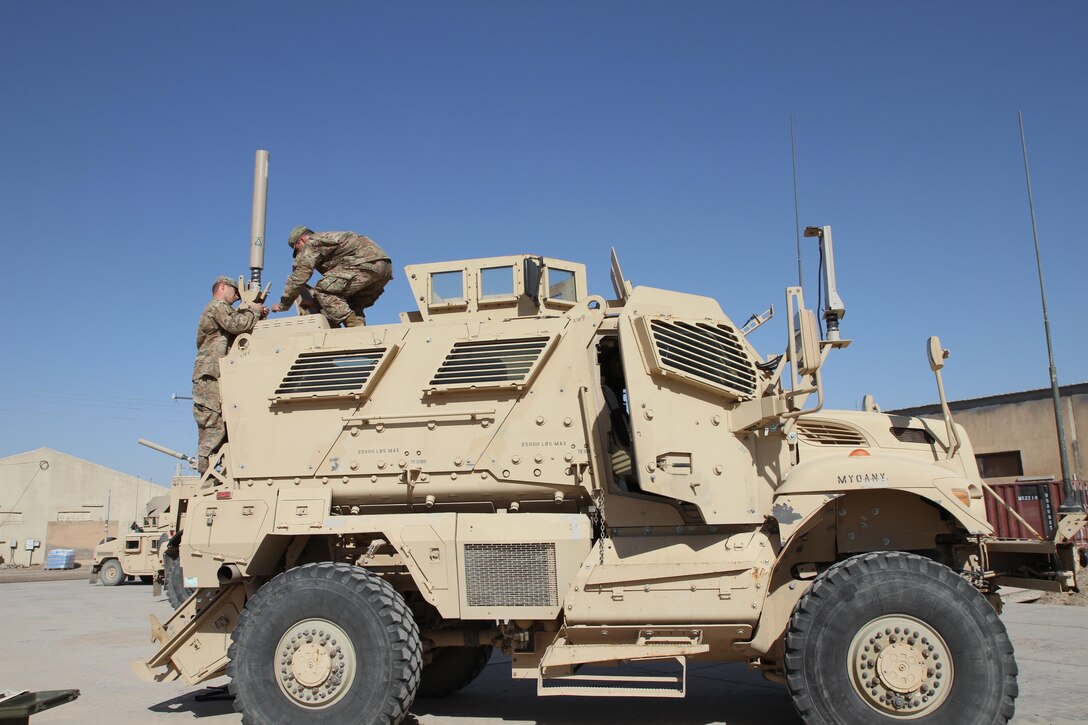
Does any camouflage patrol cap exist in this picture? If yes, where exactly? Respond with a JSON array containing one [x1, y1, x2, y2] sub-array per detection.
[[214, 275, 238, 291], [288, 226, 313, 249]]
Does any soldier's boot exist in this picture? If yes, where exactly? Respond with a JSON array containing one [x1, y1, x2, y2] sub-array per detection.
[[197, 456, 209, 474], [343, 313, 366, 328]]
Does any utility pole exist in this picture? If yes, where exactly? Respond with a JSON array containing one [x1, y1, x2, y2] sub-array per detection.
[[103, 490, 111, 543], [1018, 112, 1081, 514]]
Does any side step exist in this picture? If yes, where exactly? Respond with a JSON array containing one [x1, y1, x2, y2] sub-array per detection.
[[537, 638, 709, 698], [131, 584, 246, 685]]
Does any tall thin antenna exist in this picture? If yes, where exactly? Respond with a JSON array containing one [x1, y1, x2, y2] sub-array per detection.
[[790, 113, 803, 288], [1018, 111, 1080, 514]]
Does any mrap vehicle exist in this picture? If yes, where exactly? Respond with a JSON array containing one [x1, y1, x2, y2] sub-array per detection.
[[134, 155, 1084, 725]]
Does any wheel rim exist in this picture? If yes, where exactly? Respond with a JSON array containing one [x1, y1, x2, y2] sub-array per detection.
[[104, 565, 119, 583], [274, 618, 357, 708], [847, 614, 953, 718]]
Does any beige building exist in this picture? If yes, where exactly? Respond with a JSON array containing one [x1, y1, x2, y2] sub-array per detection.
[[890, 382, 1087, 489], [0, 448, 168, 565]]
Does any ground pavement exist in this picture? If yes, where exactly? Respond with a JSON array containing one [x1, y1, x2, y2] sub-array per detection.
[[0, 578, 1084, 724]]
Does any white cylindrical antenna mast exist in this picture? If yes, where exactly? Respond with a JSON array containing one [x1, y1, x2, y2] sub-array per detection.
[[249, 149, 270, 287]]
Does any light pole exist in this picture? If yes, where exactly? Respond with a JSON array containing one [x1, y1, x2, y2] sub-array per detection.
[[1018, 112, 1082, 514]]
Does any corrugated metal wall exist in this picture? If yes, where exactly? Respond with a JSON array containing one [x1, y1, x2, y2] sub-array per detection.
[[985, 480, 1087, 542]]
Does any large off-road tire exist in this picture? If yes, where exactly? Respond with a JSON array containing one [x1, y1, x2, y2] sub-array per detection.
[[785, 551, 1017, 725], [100, 558, 125, 586], [418, 645, 492, 698], [227, 563, 422, 724], [162, 549, 193, 609]]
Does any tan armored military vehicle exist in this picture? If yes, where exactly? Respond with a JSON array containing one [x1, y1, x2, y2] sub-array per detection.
[[91, 496, 171, 587], [134, 155, 1084, 725], [132, 443, 203, 608], [158, 475, 199, 607]]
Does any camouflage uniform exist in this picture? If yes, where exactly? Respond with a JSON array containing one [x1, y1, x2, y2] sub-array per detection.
[[279, 231, 392, 325], [192, 298, 259, 469]]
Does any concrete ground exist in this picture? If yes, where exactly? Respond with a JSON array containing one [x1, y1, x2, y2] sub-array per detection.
[[0, 579, 1085, 724]]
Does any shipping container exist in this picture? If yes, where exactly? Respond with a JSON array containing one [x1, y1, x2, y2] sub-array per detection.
[[984, 479, 1088, 542]]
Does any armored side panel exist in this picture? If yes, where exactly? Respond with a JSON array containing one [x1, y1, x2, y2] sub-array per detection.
[[617, 286, 777, 525], [217, 295, 608, 514]]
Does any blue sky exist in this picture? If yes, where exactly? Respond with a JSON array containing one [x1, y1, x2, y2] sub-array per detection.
[[1, 2, 1085, 484]]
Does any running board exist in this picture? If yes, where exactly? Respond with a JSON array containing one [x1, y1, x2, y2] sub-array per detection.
[[131, 584, 245, 685], [537, 639, 708, 698]]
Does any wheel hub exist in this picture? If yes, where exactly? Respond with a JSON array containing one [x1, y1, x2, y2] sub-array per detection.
[[275, 619, 356, 708], [848, 614, 953, 718], [292, 641, 333, 687], [876, 642, 926, 693]]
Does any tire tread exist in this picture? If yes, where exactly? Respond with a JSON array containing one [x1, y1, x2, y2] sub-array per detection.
[[784, 551, 1017, 725], [227, 562, 422, 725]]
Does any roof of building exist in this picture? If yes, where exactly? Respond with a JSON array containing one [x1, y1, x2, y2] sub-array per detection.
[[0, 447, 168, 491], [889, 381, 1088, 417]]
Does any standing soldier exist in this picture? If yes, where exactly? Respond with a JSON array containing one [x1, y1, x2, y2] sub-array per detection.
[[192, 276, 265, 474], [270, 226, 393, 327]]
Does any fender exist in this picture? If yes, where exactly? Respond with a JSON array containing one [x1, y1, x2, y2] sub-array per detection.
[[777, 451, 991, 535]]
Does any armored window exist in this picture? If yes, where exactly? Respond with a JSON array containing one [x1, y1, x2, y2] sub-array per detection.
[[546, 268, 577, 302], [427, 336, 556, 393], [636, 316, 759, 400], [429, 270, 466, 307], [125, 539, 141, 552], [273, 347, 393, 402], [480, 265, 516, 299]]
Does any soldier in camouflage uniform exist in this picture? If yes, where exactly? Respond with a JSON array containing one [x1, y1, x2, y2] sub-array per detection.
[[270, 226, 393, 327], [193, 276, 266, 474]]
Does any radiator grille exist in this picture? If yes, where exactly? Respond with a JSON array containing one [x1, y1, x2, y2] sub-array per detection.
[[891, 427, 936, 445], [430, 337, 549, 387], [275, 348, 385, 395], [649, 319, 758, 398], [464, 543, 558, 607], [796, 420, 868, 446]]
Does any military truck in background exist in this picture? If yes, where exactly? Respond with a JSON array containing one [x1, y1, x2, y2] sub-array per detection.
[[90, 495, 171, 587], [132, 152, 1085, 725]]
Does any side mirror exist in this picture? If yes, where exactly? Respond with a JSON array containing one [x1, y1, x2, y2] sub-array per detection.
[[523, 257, 542, 305], [927, 336, 948, 372]]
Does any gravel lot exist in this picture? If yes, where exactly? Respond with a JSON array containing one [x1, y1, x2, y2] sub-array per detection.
[[0, 576, 1085, 724]]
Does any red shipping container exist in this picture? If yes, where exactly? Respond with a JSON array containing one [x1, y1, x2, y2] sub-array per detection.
[[983, 480, 1087, 542]]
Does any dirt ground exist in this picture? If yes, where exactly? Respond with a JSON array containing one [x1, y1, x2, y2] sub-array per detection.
[[0, 563, 92, 584], [2, 580, 1086, 725], [1036, 589, 1088, 606]]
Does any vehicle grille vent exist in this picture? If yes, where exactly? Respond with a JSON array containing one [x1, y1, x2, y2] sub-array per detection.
[[275, 348, 385, 395], [891, 427, 936, 445], [464, 543, 558, 607], [430, 337, 549, 387], [796, 420, 868, 446], [649, 319, 758, 398]]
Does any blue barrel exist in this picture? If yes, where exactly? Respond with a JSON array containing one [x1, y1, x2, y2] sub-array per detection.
[[44, 548, 77, 570]]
